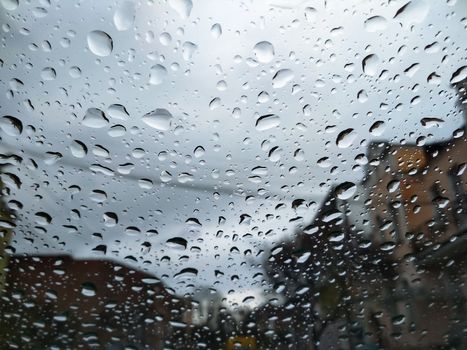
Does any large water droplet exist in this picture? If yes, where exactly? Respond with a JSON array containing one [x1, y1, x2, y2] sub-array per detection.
[[149, 64, 168, 85], [1, 0, 18, 11], [166, 237, 188, 249], [253, 41, 275, 63], [87, 30, 113, 57], [113, 1, 135, 31], [70, 140, 88, 158], [81, 283, 97, 297], [41, 67, 56, 81], [362, 54, 379, 76], [160, 170, 173, 182], [255, 114, 281, 131], [0, 115, 23, 136], [82, 108, 109, 128], [268, 146, 282, 162], [369, 120, 386, 136], [272, 69, 294, 88], [336, 128, 357, 148], [107, 104, 130, 120], [35, 212, 52, 225], [420, 117, 444, 128], [182, 41, 197, 61], [211, 23, 222, 38], [142, 109, 172, 131], [364, 16, 387, 32], [169, 0, 192, 19], [174, 267, 198, 279], [450, 66, 467, 84], [394, 0, 430, 27], [335, 182, 357, 200], [194, 146, 205, 158]]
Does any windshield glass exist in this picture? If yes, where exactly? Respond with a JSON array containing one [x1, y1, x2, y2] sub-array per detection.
[[1, 0, 466, 349]]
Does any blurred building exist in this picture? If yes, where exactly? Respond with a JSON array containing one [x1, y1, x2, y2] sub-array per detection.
[[0, 255, 193, 349], [259, 127, 467, 349]]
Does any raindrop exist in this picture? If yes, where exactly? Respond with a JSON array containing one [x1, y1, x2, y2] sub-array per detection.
[[272, 69, 294, 88], [362, 54, 379, 76], [253, 41, 275, 63], [329, 232, 345, 242], [0, 115, 23, 136], [142, 108, 172, 131], [107, 104, 130, 121], [182, 41, 197, 61], [166, 237, 188, 249], [103, 212, 118, 227], [450, 66, 467, 84], [149, 64, 168, 85], [268, 146, 282, 162], [394, 1, 430, 26], [420, 117, 444, 128], [81, 283, 97, 297], [392, 315, 406, 326], [0, 0, 18, 11], [70, 140, 88, 158], [335, 182, 356, 200], [35, 212, 52, 225], [255, 114, 281, 131], [87, 30, 113, 57], [336, 128, 357, 148], [369, 120, 386, 136], [387, 180, 400, 193], [169, 0, 193, 19], [160, 170, 173, 182], [90, 190, 107, 203], [211, 23, 222, 38], [174, 267, 198, 279], [113, 1, 135, 31], [82, 108, 109, 128], [41, 67, 56, 81], [159, 32, 172, 45], [194, 146, 205, 158], [304, 7, 317, 22], [69, 66, 81, 78], [364, 16, 387, 32]]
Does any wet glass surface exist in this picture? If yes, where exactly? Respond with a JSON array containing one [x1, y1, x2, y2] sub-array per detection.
[[0, 0, 466, 349]]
